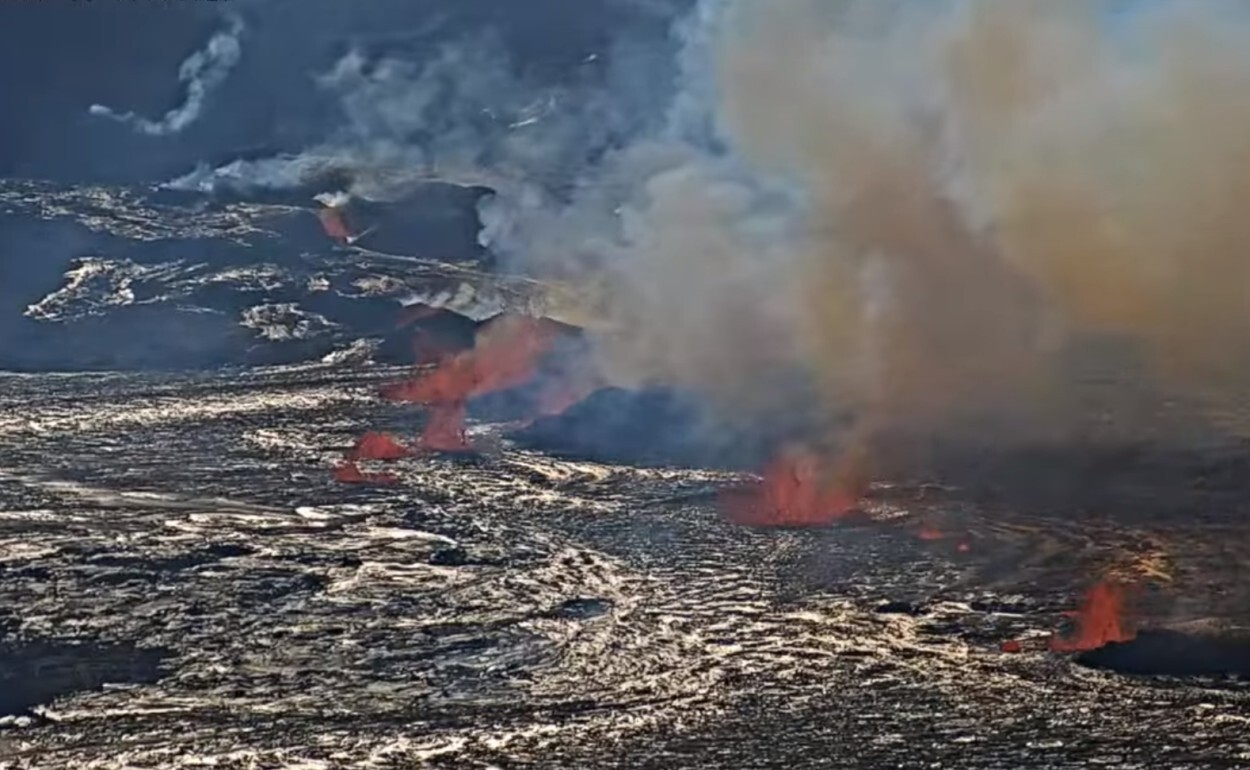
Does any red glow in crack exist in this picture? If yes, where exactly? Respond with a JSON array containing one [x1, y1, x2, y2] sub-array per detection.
[[333, 461, 399, 486]]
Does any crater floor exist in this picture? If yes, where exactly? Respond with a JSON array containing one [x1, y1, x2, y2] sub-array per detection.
[[1, 365, 1249, 769]]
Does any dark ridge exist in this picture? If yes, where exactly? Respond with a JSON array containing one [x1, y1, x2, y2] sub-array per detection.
[[348, 183, 492, 260], [508, 386, 782, 471], [0, 638, 169, 718], [468, 321, 592, 423], [927, 438, 1250, 524], [377, 307, 481, 366], [503, 357, 851, 470], [84, 543, 255, 573], [545, 598, 614, 621], [1077, 630, 1250, 678], [874, 601, 928, 617], [166, 166, 359, 209]]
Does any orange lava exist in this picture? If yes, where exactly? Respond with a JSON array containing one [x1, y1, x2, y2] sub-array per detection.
[[332, 461, 399, 486], [348, 432, 411, 461], [421, 402, 474, 453], [1049, 581, 1136, 652], [720, 447, 862, 527], [318, 207, 351, 243], [1000, 639, 1023, 654], [385, 315, 564, 404], [916, 524, 946, 542], [383, 315, 574, 451]]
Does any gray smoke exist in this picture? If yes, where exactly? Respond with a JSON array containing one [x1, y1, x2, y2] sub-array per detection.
[[574, 0, 1250, 452], [89, 15, 245, 136], [480, 0, 1250, 465], [155, 0, 1250, 461]]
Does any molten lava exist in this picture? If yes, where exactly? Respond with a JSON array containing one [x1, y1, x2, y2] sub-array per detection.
[[421, 402, 473, 453], [1049, 581, 1136, 652], [916, 524, 946, 542], [720, 447, 863, 527], [348, 432, 411, 461], [318, 206, 351, 243], [386, 315, 564, 404], [383, 314, 578, 451], [332, 461, 399, 486]]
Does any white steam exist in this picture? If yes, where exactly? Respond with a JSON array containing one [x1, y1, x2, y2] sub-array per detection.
[[90, 16, 245, 136], [586, 0, 1250, 448], [164, 31, 671, 204], [155, 0, 1250, 457]]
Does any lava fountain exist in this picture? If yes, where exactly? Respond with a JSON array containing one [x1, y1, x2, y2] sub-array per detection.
[[1050, 581, 1137, 653], [719, 446, 865, 527], [382, 314, 588, 452]]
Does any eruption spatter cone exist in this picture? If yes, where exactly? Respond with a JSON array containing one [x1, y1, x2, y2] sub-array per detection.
[[348, 431, 412, 461]]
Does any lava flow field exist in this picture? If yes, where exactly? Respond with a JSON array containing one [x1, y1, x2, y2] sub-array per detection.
[[1, 364, 1250, 769]]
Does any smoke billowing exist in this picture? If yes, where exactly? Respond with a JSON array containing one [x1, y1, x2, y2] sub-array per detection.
[[566, 0, 1250, 456], [89, 16, 245, 136], [161, 0, 1250, 460]]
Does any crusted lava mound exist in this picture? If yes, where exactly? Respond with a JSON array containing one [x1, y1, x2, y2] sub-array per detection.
[[510, 386, 802, 470], [1077, 630, 1250, 678]]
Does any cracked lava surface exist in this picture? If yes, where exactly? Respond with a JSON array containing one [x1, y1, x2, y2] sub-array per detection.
[[1, 366, 1250, 768]]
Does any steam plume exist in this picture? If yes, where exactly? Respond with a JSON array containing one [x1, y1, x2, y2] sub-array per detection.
[[90, 15, 245, 136], [566, 0, 1250, 451], [164, 31, 672, 204], [163, 0, 1250, 456]]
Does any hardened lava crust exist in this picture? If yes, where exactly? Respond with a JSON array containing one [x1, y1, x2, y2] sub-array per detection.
[[1, 366, 1250, 769]]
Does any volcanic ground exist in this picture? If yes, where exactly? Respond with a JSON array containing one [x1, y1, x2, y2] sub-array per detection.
[[4, 181, 1250, 768]]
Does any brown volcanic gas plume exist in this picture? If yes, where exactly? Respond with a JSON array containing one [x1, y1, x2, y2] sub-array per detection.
[[335, 0, 1250, 538], [540, 0, 1250, 489]]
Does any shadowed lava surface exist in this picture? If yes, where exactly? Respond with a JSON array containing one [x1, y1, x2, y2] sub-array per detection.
[[2, 366, 1250, 768], [0, 179, 585, 372]]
